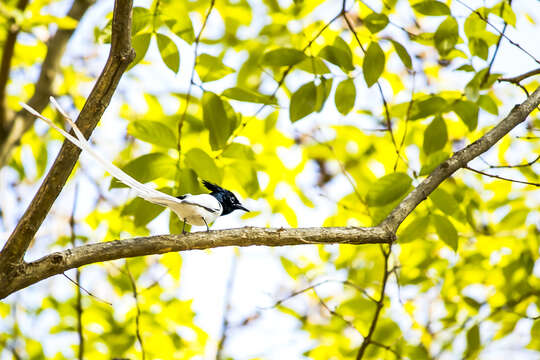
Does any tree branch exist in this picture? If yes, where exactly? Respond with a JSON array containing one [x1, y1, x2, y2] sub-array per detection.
[[0, 226, 393, 299], [380, 86, 540, 233], [0, 0, 30, 129], [0, 0, 96, 167], [0, 0, 134, 274]]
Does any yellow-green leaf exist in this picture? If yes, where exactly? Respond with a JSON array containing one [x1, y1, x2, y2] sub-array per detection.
[[335, 78, 356, 115], [367, 172, 412, 206], [156, 33, 180, 73], [363, 42, 385, 87], [423, 116, 447, 155], [290, 81, 317, 122]]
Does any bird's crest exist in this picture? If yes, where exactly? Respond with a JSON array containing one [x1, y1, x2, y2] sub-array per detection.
[[202, 180, 225, 193]]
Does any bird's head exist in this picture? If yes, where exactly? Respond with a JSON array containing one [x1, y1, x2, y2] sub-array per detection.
[[203, 180, 249, 215]]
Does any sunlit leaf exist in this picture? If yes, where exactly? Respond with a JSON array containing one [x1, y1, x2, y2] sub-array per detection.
[[365, 13, 389, 33], [335, 78, 356, 115], [156, 34, 180, 73], [261, 48, 306, 67], [391, 40, 412, 69], [196, 54, 234, 82], [184, 148, 222, 183], [222, 87, 277, 105], [290, 81, 317, 122], [432, 214, 458, 250], [110, 153, 177, 188], [452, 100, 479, 131], [363, 42, 385, 87], [423, 116, 447, 154], [202, 92, 231, 150], [367, 172, 412, 206], [434, 16, 459, 57], [319, 45, 354, 72], [127, 120, 178, 149], [413, 1, 450, 16]]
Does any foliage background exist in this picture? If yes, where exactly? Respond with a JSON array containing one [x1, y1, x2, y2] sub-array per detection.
[[0, 0, 539, 359]]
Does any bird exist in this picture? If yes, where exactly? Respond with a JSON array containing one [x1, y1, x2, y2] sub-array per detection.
[[20, 97, 249, 233]]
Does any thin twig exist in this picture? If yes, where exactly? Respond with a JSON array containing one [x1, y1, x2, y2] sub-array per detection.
[[62, 273, 111, 305], [177, 0, 216, 154], [464, 166, 540, 187], [314, 289, 362, 334], [499, 68, 540, 84], [126, 261, 146, 360], [69, 183, 84, 360], [356, 245, 391, 360], [454, 0, 540, 65], [216, 254, 238, 360], [482, 154, 540, 169], [481, 0, 511, 86]]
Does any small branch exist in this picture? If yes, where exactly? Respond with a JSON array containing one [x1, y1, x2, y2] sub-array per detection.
[[62, 273, 111, 305], [481, 0, 511, 87], [369, 340, 402, 359], [464, 166, 540, 187], [454, 0, 540, 65], [380, 86, 540, 233], [482, 154, 540, 169], [126, 261, 146, 360], [499, 68, 540, 84], [215, 254, 238, 360], [0, 0, 134, 274], [0, 226, 393, 299], [177, 0, 216, 155], [356, 246, 391, 360]]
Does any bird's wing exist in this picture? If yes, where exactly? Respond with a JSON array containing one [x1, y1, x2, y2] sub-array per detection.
[[20, 99, 182, 209], [180, 194, 222, 214]]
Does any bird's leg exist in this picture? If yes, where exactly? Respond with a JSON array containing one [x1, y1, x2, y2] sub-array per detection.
[[202, 217, 209, 232], [182, 219, 187, 234]]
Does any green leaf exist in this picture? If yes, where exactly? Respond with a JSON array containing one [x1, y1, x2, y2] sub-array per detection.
[[202, 92, 231, 150], [290, 81, 317, 122], [423, 116, 447, 154], [434, 16, 459, 57], [315, 78, 333, 112], [196, 54, 234, 82], [465, 324, 481, 357], [413, 1, 450, 16], [127, 120, 178, 149], [261, 48, 306, 67], [365, 13, 389, 33], [162, 4, 195, 43], [363, 42, 385, 87], [410, 96, 448, 120], [222, 87, 277, 105], [132, 7, 152, 35], [122, 196, 166, 227], [295, 56, 331, 74], [432, 214, 458, 250], [391, 40, 412, 69], [469, 37, 489, 60], [156, 34, 180, 73], [319, 45, 354, 72], [398, 216, 430, 243], [222, 143, 256, 160], [110, 153, 176, 188], [335, 78, 356, 115], [429, 188, 459, 215], [129, 32, 152, 69], [366, 172, 412, 207], [477, 94, 498, 115], [419, 151, 449, 175], [184, 148, 222, 183], [490, 2, 516, 27], [452, 100, 479, 131], [280, 256, 302, 279]]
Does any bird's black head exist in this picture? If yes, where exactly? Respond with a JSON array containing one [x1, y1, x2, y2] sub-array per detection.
[[203, 180, 249, 215]]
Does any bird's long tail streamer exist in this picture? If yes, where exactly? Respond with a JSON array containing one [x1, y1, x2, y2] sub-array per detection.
[[19, 98, 181, 208]]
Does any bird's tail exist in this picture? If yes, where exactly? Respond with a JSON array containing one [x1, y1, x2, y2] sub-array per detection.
[[19, 98, 181, 208]]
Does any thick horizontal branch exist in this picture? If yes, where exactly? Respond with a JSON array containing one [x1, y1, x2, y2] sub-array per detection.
[[380, 86, 540, 233], [0, 226, 393, 299], [0, 0, 134, 274]]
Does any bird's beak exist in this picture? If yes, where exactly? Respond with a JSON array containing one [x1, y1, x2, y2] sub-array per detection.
[[236, 204, 249, 212]]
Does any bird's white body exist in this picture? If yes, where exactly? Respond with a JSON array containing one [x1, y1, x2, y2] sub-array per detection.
[[20, 99, 223, 227]]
